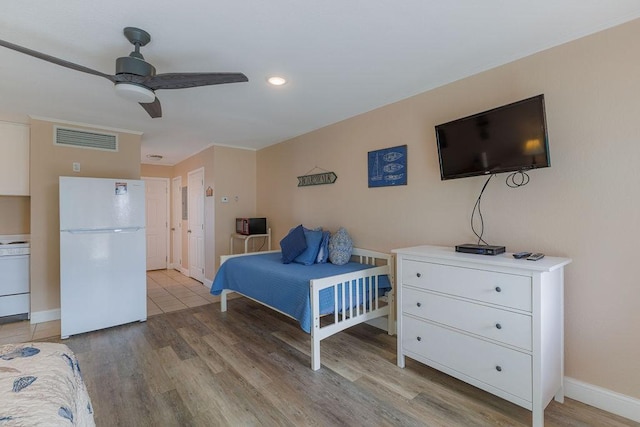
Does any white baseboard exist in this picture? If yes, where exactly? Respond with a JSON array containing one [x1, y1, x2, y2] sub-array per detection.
[[168, 264, 188, 274], [30, 308, 61, 324], [565, 377, 640, 423]]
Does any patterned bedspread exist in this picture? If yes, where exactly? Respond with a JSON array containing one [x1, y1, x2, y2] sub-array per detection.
[[0, 342, 95, 426]]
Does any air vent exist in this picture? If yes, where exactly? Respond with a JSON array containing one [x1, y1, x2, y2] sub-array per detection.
[[54, 126, 118, 152]]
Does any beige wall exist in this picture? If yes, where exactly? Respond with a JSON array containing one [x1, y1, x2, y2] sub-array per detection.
[[257, 20, 640, 399], [212, 146, 257, 264], [0, 196, 30, 234], [30, 119, 141, 315], [141, 164, 173, 178], [160, 145, 256, 281]]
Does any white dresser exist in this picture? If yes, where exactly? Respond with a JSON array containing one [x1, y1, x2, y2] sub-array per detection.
[[392, 245, 571, 427]]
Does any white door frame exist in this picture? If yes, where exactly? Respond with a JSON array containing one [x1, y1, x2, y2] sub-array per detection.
[[171, 176, 183, 272], [187, 167, 205, 282], [142, 176, 170, 271]]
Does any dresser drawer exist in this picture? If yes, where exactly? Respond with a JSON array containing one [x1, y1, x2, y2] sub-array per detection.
[[401, 260, 531, 311], [402, 288, 532, 350], [402, 315, 532, 402]]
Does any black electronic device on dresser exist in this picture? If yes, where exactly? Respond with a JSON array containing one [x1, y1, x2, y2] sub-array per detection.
[[236, 218, 267, 235], [455, 243, 506, 255]]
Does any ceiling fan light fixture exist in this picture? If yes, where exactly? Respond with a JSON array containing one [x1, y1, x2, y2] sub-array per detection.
[[267, 76, 287, 86], [114, 83, 156, 103], [0, 27, 247, 119]]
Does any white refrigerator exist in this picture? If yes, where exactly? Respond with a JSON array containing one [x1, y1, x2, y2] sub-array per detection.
[[59, 176, 146, 338]]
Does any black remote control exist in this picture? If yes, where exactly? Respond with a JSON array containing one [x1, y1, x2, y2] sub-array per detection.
[[513, 251, 531, 259]]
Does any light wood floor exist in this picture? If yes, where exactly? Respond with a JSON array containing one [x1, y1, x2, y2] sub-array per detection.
[[49, 297, 637, 427]]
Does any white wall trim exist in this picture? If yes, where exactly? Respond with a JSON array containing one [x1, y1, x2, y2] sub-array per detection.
[[565, 377, 640, 423], [30, 308, 61, 324]]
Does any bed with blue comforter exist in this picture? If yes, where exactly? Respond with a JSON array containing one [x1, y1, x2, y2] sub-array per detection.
[[210, 249, 394, 370], [211, 251, 391, 333]]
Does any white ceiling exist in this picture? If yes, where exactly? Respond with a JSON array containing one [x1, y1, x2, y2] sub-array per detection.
[[2, 1, 640, 165]]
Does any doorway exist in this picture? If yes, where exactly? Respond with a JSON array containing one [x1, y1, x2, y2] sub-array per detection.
[[171, 176, 183, 272], [187, 168, 205, 282], [142, 177, 169, 271]]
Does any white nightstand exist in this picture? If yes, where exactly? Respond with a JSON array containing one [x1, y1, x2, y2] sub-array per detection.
[[230, 228, 271, 254]]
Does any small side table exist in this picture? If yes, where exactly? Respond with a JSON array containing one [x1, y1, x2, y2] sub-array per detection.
[[230, 228, 271, 254]]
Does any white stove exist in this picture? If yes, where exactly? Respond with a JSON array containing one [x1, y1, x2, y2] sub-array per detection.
[[0, 234, 30, 320], [0, 234, 30, 255]]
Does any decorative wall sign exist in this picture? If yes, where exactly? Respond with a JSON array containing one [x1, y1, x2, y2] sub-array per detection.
[[297, 171, 337, 187], [368, 145, 407, 187]]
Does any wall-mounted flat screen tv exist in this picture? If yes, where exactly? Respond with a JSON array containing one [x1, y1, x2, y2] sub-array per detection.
[[435, 94, 550, 180]]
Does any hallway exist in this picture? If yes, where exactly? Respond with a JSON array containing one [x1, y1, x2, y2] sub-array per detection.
[[146, 269, 219, 315]]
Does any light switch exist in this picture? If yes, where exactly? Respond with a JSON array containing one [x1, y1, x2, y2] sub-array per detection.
[[72, 162, 80, 172]]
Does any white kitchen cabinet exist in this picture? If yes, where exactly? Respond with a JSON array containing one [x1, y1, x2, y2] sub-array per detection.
[[0, 122, 30, 196], [393, 245, 571, 427]]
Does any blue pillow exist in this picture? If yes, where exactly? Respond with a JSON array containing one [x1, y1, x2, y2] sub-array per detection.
[[280, 225, 307, 264], [316, 231, 331, 263], [328, 227, 353, 265], [294, 228, 324, 265]]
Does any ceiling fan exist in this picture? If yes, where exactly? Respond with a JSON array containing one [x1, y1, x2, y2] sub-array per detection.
[[0, 27, 248, 118]]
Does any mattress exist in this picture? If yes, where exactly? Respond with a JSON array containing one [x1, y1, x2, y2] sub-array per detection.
[[211, 251, 391, 332]]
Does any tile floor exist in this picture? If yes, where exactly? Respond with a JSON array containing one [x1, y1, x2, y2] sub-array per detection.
[[0, 269, 218, 345], [146, 269, 219, 315]]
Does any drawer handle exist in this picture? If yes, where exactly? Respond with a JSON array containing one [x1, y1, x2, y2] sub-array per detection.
[[495, 323, 502, 330], [495, 286, 502, 293], [496, 366, 502, 372], [416, 302, 422, 308], [416, 272, 422, 278], [417, 336, 422, 342]]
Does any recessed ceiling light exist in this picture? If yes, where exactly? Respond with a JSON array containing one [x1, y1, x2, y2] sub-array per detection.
[[267, 76, 287, 86], [146, 154, 163, 161]]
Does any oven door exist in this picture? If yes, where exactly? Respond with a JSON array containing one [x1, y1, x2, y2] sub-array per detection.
[[0, 254, 29, 317], [1, 254, 29, 295]]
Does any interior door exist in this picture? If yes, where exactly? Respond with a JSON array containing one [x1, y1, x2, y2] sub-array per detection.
[[171, 176, 183, 271], [187, 168, 205, 282], [143, 177, 169, 271]]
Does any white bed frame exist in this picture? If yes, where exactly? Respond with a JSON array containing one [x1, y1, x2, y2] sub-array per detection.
[[218, 248, 395, 370]]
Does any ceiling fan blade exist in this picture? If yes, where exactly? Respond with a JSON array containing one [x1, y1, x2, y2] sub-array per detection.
[[140, 97, 162, 118], [0, 38, 115, 82], [143, 72, 248, 90]]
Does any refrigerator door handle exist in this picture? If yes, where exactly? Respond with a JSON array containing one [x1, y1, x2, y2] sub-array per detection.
[[63, 227, 144, 234]]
